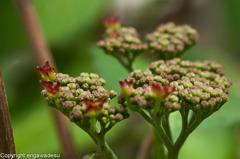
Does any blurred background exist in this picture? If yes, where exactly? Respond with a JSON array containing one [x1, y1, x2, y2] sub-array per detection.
[[0, 0, 240, 158]]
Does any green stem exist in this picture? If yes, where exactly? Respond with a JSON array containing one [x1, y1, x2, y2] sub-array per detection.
[[180, 109, 189, 130], [154, 119, 174, 153], [80, 125, 98, 145], [168, 151, 179, 159], [98, 137, 118, 159], [154, 129, 166, 159], [152, 99, 161, 116], [169, 115, 202, 159], [115, 55, 134, 72], [162, 115, 173, 142], [78, 122, 118, 159]]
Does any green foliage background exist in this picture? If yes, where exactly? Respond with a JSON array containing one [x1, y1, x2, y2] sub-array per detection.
[[0, 0, 239, 158]]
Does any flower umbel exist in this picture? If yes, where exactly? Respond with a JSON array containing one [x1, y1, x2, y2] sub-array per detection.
[[37, 61, 56, 81], [40, 80, 60, 97], [119, 79, 134, 97], [146, 22, 199, 60], [84, 98, 108, 116], [150, 81, 175, 101]]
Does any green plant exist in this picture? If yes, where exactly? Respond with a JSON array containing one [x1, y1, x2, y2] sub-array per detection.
[[38, 17, 233, 159]]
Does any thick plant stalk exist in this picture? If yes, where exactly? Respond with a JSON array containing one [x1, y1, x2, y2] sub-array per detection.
[[0, 70, 16, 155], [99, 140, 118, 159], [15, 0, 78, 158]]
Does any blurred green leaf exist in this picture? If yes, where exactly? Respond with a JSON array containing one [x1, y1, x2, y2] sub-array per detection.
[[32, 0, 110, 46]]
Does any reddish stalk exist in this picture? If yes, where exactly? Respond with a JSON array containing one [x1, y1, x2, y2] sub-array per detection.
[[136, 131, 154, 159], [15, 0, 78, 158], [0, 70, 16, 156]]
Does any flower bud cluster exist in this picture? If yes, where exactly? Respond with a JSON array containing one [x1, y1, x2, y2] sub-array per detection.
[[42, 72, 129, 127], [97, 26, 147, 56], [119, 58, 232, 114], [146, 22, 199, 59]]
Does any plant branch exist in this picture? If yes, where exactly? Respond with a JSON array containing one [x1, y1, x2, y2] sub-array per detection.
[[98, 138, 118, 159], [153, 129, 165, 159], [162, 115, 173, 142], [170, 113, 202, 159], [115, 55, 134, 72], [154, 119, 174, 153], [0, 70, 16, 156]]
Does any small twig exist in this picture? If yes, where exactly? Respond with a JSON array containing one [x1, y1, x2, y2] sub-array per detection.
[[171, 114, 202, 158], [0, 70, 16, 155], [115, 55, 133, 72], [15, 0, 78, 158]]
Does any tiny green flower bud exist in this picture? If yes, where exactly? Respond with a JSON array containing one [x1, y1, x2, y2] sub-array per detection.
[[168, 95, 179, 102], [82, 83, 89, 90], [190, 89, 202, 96], [67, 83, 79, 89], [200, 93, 210, 100], [99, 78, 106, 86], [109, 114, 115, 120], [68, 77, 76, 83], [62, 101, 76, 109], [82, 77, 91, 83], [215, 97, 222, 103], [111, 120, 116, 124], [109, 90, 117, 98], [64, 91, 75, 100], [41, 89, 48, 96], [201, 100, 209, 107], [182, 81, 193, 88], [89, 73, 99, 79], [115, 113, 124, 121], [108, 106, 116, 114], [97, 86, 106, 93], [102, 117, 109, 124], [60, 86, 70, 92], [165, 102, 172, 108], [172, 102, 181, 109], [186, 94, 193, 101], [192, 96, 200, 104], [73, 110, 83, 119], [80, 72, 89, 77], [76, 88, 83, 94], [201, 85, 213, 93], [208, 98, 216, 107], [221, 93, 228, 101]]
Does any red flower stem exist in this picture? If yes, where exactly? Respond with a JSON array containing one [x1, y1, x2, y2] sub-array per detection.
[[15, 0, 78, 158]]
